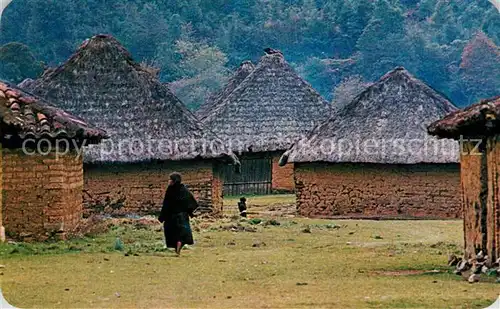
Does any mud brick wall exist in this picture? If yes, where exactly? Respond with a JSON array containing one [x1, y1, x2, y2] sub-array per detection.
[[0, 144, 3, 242], [461, 141, 488, 259], [272, 153, 295, 193], [211, 167, 223, 213], [485, 137, 500, 263], [295, 162, 462, 219], [2, 149, 83, 241], [83, 160, 221, 215]]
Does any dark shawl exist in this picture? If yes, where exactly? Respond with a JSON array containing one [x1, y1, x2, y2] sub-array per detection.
[[159, 183, 198, 222], [159, 183, 199, 247]]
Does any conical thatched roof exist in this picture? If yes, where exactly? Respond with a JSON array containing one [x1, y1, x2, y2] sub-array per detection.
[[196, 60, 255, 119], [0, 80, 107, 144], [199, 51, 330, 153], [280, 67, 459, 165], [428, 96, 500, 139], [22, 34, 239, 164]]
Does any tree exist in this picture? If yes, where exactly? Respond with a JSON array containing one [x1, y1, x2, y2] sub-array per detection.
[[164, 26, 230, 110], [429, 0, 465, 44], [331, 0, 373, 57], [0, 0, 497, 107], [0, 42, 43, 84], [459, 32, 500, 104], [355, 0, 408, 79]]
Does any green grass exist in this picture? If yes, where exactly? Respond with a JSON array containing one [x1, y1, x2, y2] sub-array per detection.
[[224, 194, 296, 217], [0, 196, 499, 308]]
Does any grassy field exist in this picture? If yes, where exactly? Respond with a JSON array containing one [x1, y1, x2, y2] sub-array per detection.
[[0, 195, 499, 308]]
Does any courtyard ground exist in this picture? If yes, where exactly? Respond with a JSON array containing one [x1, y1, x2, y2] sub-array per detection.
[[0, 195, 499, 308]]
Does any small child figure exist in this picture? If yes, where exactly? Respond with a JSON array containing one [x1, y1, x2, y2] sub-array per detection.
[[238, 197, 247, 218]]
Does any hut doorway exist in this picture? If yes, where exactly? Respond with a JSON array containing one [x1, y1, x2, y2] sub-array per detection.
[[219, 153, 272, 196]]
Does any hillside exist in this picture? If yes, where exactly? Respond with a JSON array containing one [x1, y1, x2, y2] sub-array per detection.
[[0, 0, 498, 109]]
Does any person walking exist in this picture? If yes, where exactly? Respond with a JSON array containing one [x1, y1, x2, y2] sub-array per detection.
[[158, 172, 198, 256]]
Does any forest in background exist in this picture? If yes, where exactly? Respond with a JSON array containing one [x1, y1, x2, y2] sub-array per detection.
[[0, 0, 498, 109]]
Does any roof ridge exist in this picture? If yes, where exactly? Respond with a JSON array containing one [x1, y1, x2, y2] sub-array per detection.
[[428, 95, 500, 139], [40, 34, 145, 81], [197, 60, 255, 120], [339, 66, 456, 116], [200, 51, 330, 153], [280, 67, 459, 165], [203, 51, 329, 123]]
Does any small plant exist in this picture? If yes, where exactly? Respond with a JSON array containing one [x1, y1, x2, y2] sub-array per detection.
[[114, 238, 124, 251], [248, 218, 263, 225]]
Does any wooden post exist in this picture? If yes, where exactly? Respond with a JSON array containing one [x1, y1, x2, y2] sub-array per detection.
[[486, 136, 500, 264]]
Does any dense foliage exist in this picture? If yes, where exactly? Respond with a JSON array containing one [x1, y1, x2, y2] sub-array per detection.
[[0, 0, 498, 109], [0, 42, 43, 84]]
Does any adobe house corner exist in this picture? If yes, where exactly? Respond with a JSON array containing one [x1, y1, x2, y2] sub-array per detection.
[[0, 81, 107, 241], [429, 95, 500, 265]]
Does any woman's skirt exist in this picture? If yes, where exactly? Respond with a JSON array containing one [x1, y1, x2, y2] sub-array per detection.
[[163, 212, 194, 248]]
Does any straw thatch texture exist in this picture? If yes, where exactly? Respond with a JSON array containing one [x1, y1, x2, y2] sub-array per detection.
[[200, 51, 330, 153], [196, 61, 255, 119], [22, 34, 239, 164], [281, 67, 459, 165], [0, 80, 107, 144], [428, 96, 500, 139], [17, 78, 35, 89]]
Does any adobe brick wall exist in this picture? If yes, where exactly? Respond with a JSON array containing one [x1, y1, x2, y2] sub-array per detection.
[[272, 153, 294, 193], [212, 167, 223, 213], [0, 144, 3, 242], [83, 160, 221, 215], [461, 141, 488, 259], [2, 149, 83, 241], [295, 162, 462, 219]]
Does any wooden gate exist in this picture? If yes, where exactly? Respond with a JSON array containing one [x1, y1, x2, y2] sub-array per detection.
[[219, 154, 272, 196]]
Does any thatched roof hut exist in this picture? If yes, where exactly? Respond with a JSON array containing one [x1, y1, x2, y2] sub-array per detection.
[[428, 96, 500, 139], [200, 50, 330, 153], [196, 60, 255, 119], [281, 67, 459, 165], [0, 80, 107, 145], [22, 34, 238, 164]]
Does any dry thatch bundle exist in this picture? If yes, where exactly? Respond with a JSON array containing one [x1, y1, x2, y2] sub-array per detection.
[[196, 60, 255, 119], [280, 67, 459, 165], [0, 80, 107, 145], [428, 96, 500, 139], [200, 50, 329, 153], [21, 34, 238, 164]]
